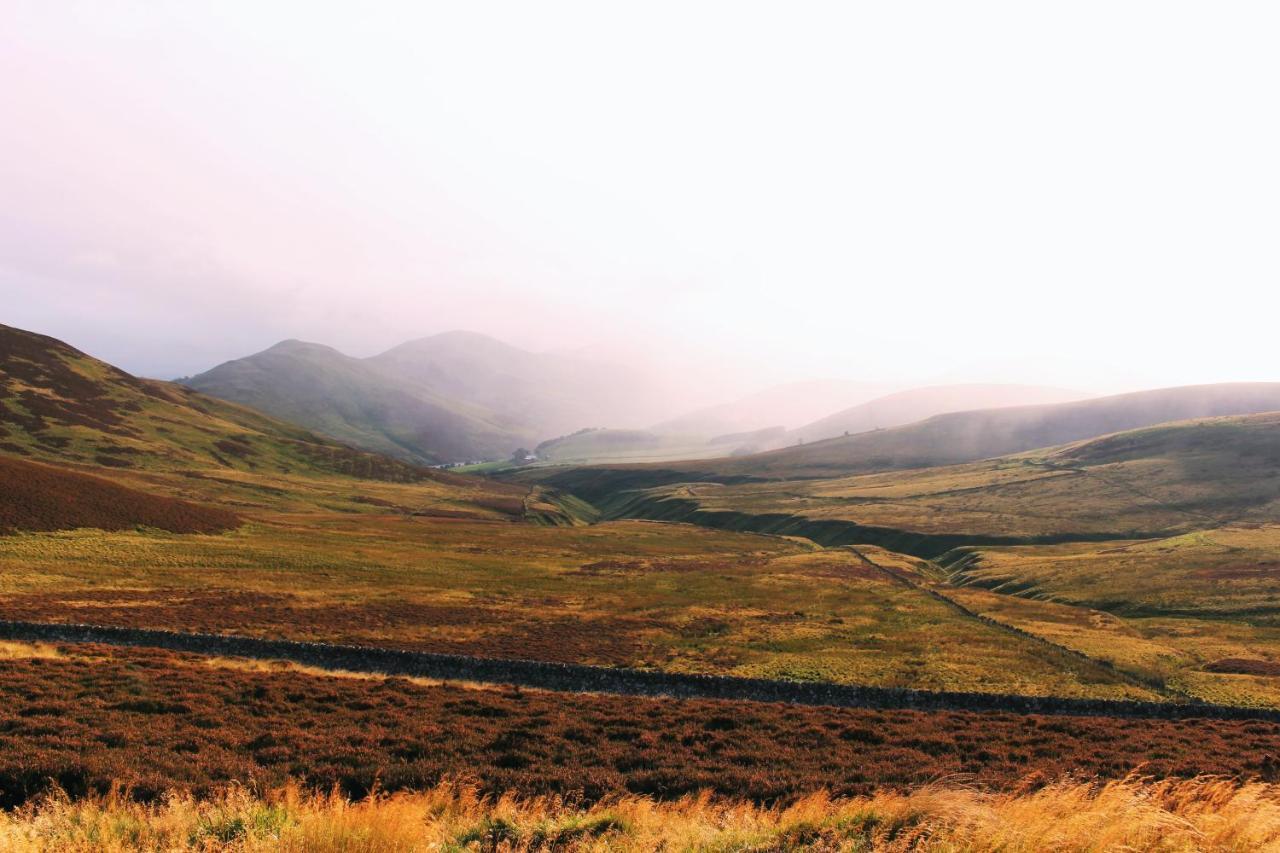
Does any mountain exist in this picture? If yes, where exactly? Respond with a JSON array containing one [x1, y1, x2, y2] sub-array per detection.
[[653, 380, 896, 437], [790, 384, 1091, 444], [0, 323, 442, 482], [685, 381, 1280, 480], [182, 338, 521, 465], [527, 382, 1280, 501], [368, 331, 666, 440], [184, 331, 669, 464]]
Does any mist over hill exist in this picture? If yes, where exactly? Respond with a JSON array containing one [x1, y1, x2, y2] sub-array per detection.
[[790, 384, 1091, 444], [182, 331, 674, 464], [702, 381, 1280, 479]]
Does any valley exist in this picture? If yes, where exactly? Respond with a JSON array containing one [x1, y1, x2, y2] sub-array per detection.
[[4, 321, 1280, 848]]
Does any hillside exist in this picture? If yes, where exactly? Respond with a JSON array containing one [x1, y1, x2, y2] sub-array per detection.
[[714, 382, 1280, 480], [790, 383, 1091, 444], [533, 425, 787, 466], [0, 455, 240, 535], [0, 323, 440, 482], [542, 382, 1280, 488], [181, 339, 522, 464], [558, 413, 1280, 552], [184, 331, 671, 465]]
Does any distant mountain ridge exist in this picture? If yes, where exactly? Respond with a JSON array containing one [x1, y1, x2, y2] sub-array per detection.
[[183, 331, 672, 464], [525, 382, 1280, 505], [790, 383, 1091, 444], [697, 381, 1280, 479]]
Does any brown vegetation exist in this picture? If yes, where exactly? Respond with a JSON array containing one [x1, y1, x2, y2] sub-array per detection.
[[0, 644, 1277, 810], [0, 456, 240, 535], [1207, 658, 1280, 677]]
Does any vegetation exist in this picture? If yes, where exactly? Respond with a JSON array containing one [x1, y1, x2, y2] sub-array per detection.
[[555, 413, 1280, 542], [5, 776, 1280, 851], [0, 324, 458, 483], [0, 642, 1273, 810], [0, 456, 239, 535], [0, 521, 1144, 696]]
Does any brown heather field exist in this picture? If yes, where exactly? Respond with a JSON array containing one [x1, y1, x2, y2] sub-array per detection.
[[0, 641, 1276, 812], [0, 455, 240, 535]]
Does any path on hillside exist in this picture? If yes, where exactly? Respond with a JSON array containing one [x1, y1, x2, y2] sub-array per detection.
[[0, 618, 1272, 722], [845, 546, 1191, 701]]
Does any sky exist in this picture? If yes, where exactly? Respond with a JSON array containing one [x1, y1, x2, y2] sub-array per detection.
[[2, 1, 1277, 396]]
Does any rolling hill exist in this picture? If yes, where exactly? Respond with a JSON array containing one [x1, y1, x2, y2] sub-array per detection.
[[528, 384, 1090, 467], [555, 413, 1280, 551], [184, 331, 671, 464], [180, 338, 521, 465], [0, 323, 437, 481], [789, 383, 1091, 444], [653, 379, 896, 437], [546, 382, 1280, 486]]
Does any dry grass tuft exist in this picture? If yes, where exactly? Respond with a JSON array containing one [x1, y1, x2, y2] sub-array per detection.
[[1, 776, 1279, 851]]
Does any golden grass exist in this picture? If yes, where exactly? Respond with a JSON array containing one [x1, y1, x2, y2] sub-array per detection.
[[0, 640, 63, 660], [199, 656, 496, 692], [2, 777, 1279, 851]]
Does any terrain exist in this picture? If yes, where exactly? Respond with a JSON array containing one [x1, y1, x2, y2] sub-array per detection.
[[531, 383, 1087, 467], [523, 413, 1280, 707], [538, 381, 1280, 485], [789, 383, 1090, 444], [182, 331, 673, 464], [6, 321, 1280, 850]]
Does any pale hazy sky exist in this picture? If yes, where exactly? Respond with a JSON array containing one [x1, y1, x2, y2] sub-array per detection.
[[2, 1, 1277, 394]]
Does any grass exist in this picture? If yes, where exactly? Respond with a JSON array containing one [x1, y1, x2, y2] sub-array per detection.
[[944, 525, 1280, 618], [0, 516, 1148, 697], [929, 527, 1280, 706], [3, 776, 1280, 851]]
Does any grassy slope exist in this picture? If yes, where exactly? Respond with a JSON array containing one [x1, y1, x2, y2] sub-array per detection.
[[182, 340, 526, 465], [520, 415, 1280, 706], [0, 456, 239, 535], [528, 382, 1280, 491], [586, 414, 1280, 543]]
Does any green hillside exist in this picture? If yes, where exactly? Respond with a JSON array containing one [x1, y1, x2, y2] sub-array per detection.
[[536, 413, 1280, 551], [0, 324, 437, 481], [527, 383, 1280, 499], [184, 331, 672, 465], [182, 339, 523, 464]]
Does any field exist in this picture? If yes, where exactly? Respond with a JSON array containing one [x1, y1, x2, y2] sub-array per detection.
[[8, 322, 1280, 848], [0, 641, 1273, 810], [0, 517, 1145, 697]]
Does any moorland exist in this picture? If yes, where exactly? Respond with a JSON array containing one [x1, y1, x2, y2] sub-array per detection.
[[5, 320, 1280, 849]]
